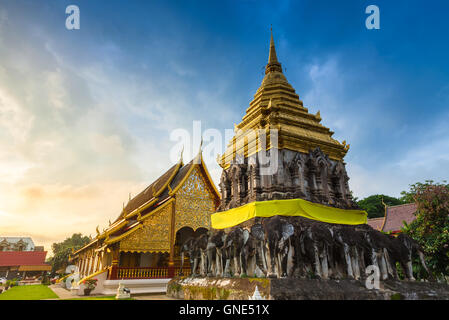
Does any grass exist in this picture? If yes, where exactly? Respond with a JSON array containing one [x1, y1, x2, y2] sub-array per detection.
[[0, 285, 59, 300], [66, 296, 134, 300]]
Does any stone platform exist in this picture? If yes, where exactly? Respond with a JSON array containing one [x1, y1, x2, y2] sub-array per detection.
[[167, 277, 449, 300]]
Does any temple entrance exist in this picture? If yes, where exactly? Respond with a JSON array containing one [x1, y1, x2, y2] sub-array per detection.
[[174, 227, 209, 274]]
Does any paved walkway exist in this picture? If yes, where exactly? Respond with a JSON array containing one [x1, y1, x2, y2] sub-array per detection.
[[48, 285, 74, 299], [47, 285, 177, 300], [47, 285, 109, 300]]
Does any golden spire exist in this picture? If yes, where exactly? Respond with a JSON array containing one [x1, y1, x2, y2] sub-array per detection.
[[265, 27, 283, 74], [268, 27, 278, 64]]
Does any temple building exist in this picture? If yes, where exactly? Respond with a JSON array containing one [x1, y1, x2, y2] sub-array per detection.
[[212, 30, 365, 230], [0, 237, 40, 252], [0, 237, 50, 280], [69, 30, 366, 294], [367, 203, 417, 234], [69, 150, 220, 294], [217, 30, 356, 212]]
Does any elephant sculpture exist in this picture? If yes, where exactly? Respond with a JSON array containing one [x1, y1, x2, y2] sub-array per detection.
[[362, 228, 396, 281], [179, 233, 209, 277], [206, 230, 227, 277], [179, 216, 432, 282], [241, 224, 270, 277], [248, 223, 269, 276], [262, 216, 294, 278], [301, 221, 334, 279], [179, 237, 198, 276], [392, 233, 433, 281], [331, 225, 369, 280], [223, 227, 248, 277]]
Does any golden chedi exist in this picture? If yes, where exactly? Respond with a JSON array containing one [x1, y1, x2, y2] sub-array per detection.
[[217, 30, 356, 212]]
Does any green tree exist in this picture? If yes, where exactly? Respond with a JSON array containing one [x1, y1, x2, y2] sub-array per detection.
[[47, 233, 90, 275], [400, 180, 449, 203], [402, 182, 449, 280], [357, 194, 404, 218]]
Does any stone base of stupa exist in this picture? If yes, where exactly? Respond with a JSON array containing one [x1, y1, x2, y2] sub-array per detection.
[[166, 276, 449, 300]]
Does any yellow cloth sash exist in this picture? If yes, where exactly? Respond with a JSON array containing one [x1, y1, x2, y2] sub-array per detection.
[[211, 198, 367, 229]]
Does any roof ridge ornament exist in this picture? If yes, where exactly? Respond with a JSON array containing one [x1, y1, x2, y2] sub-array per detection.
[[180, 145, 184, 165]]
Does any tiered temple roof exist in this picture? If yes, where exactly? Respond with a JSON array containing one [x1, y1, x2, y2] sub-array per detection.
[[367, 203, 417, 233], [73, 151, 220, 255]]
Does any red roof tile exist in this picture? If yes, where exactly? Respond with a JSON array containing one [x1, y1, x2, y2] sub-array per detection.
[[0, 251, 49, 267], [383, 203, 417, 233], [367, 217, 384, 231]]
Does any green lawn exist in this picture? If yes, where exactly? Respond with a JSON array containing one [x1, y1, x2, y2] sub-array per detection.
[[0, 285, 59, 300], [66, 296, 134, 300]]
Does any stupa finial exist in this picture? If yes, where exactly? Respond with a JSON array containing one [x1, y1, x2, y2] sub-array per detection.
[[269, 26, 278, 64], [265, 26, 283, 74]]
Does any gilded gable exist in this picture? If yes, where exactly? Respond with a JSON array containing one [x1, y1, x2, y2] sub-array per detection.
[[119, 202, 172, 253], [175, 166, 215, 232]]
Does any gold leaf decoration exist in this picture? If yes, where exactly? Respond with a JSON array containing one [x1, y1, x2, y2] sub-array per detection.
[[175, 167, 214, 232], [120, 203, 172, 253]]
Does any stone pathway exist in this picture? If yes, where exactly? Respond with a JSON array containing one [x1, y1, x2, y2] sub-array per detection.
[[47, 285, 72, 299], [47, 285, 177, 300], [47, 285, 109, 300]]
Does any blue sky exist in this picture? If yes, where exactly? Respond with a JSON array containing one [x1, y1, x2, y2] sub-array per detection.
[[1, 0, 449, 250]]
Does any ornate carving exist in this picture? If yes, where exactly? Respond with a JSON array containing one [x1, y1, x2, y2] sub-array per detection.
[[175, 167, 215, 232], [119, 203, 172, 253], [218, 147, 358, 211]]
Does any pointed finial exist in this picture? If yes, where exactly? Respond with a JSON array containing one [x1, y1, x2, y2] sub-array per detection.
[[198, 136, 203, 154], [268, 27, 278, 64], [180, 145, 184, 163], [194, 137, 203, 164], [265, 26, 283, 74], [129, 193, 131, 201]]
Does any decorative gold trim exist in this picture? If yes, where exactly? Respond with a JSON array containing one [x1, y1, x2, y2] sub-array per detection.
[[97, 219, 128, 239], [169, 151, 220, 200], [380, 197, 388, 231], [124, 197, 158, 219], [77, 268, 108, 285], [199, 154, 221, 200], [153, 159, 183, 198], [105, 224, 143, 245], [137, 198, 175, 222], [72, 239, 98, 255], [119, 249, 170, 253]]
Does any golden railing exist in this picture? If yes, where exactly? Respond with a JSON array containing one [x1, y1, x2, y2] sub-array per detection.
[[115, 267, 191, 279]]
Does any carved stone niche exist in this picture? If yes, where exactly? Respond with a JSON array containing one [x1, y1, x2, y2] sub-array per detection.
[[218, 147, 359, 211]]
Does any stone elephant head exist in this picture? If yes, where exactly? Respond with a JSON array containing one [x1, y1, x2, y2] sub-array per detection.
[[262, 216, 294, 278], [206, 229, 227, 277], [223, 226, 248, 277]]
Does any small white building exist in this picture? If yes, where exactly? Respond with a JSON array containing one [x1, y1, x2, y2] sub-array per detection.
[[0, 237, 36, 252]]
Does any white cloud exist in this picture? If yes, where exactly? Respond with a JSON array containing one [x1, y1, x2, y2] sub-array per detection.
[[301, 57, 449, 199]]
